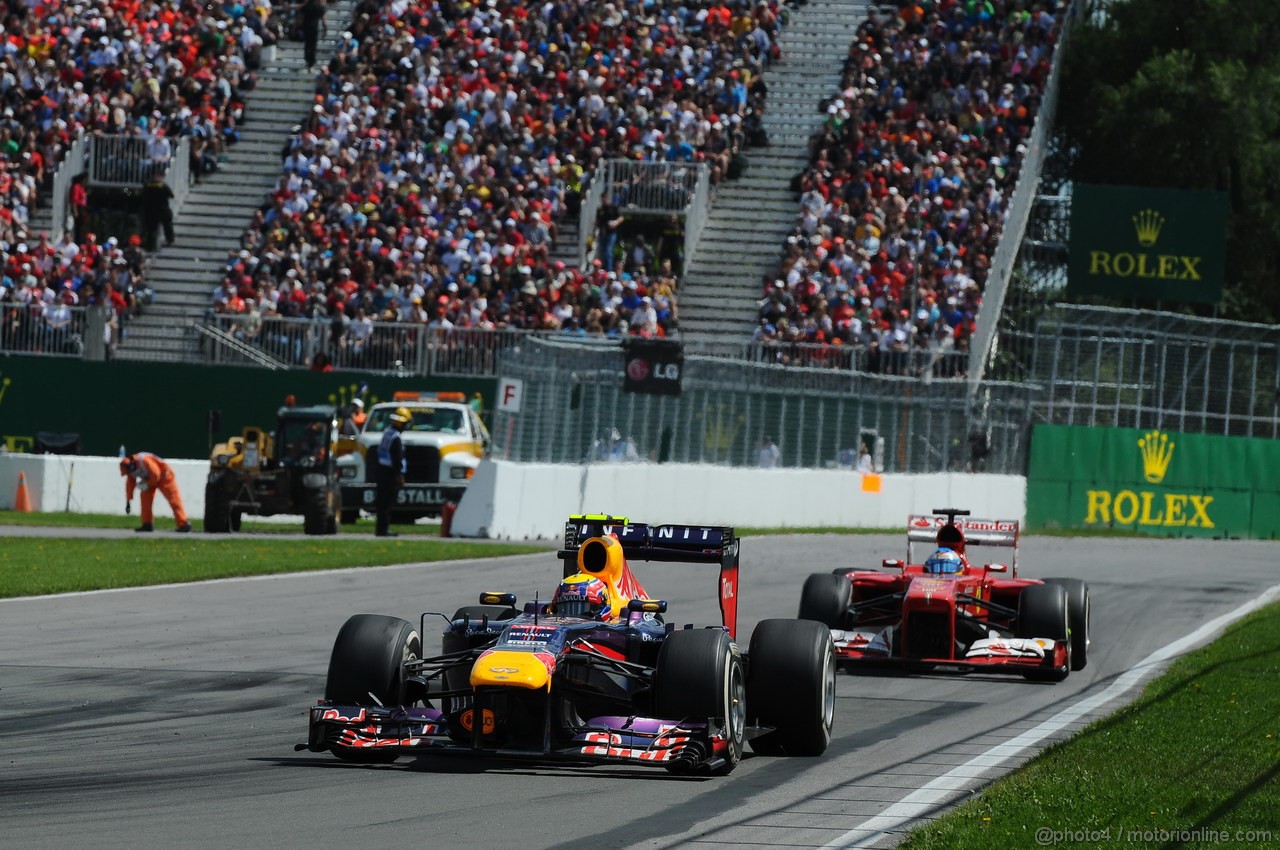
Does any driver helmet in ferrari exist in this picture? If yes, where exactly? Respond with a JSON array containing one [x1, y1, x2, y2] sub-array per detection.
[[924, 547, 963, 575], [552, 574, 612, 620]]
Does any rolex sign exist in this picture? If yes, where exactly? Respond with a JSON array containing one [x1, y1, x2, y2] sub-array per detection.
[[1067, 184, 1227, 304], [1026, 424, 1280, 540]]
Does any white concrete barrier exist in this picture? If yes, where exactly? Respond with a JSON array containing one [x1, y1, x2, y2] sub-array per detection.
[[0, 454, 208, 518], [1, 454, 1027, 539], [451, 459, 1027, 540]]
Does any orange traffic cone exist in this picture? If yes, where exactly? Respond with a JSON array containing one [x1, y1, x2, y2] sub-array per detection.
[[14, 471, 33, 512]]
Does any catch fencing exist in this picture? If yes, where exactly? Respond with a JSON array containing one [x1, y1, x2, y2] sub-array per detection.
[[488, 337, 1033, 473]]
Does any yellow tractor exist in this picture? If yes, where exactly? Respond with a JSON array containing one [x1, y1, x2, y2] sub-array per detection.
[[205, 405, 347, 534]]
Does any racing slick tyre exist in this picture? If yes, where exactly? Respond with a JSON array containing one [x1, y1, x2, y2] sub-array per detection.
[[799, 573, 851, 629], [203, 481, 230, 534], [324, 614, 421, 763], [653, 628, 745, 775], [1017, 583, 1070, 682], [746, 619, 836, 757], [1041, 578, 1090, 671]]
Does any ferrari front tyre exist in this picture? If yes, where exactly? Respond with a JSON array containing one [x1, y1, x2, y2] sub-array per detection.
[[799, 573, 851, 629], [653, 628, 745, 775], [1042, 578, 1090, 671], [324, 614, 421, 763], [1018, 583, 1070, 682], [746, 618, 836, 756]]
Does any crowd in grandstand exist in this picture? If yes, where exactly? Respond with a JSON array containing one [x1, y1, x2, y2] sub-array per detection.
[[211, 0, 782, 359], [0, 0, 280, 351], [755, 0, 1064, 375]]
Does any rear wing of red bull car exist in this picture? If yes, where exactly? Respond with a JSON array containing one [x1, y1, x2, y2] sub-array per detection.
[[906, 508, 1020, 572], [559, 515, 741, 639]]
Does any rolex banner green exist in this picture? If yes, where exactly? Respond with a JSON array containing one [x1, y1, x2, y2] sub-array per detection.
[[1067, 184, 1227, 304], [1026, 424, 1280, 539]]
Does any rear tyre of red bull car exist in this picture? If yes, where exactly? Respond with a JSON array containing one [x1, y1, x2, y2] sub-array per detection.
[[746, 618, 836, 756], [1017, 583, 1071, 682], [324, 614, 422, 762], [653, 628, 746, 775]]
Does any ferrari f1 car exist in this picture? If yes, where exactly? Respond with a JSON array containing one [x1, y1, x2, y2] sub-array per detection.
[[798, 509, 1090, 682], [299, 515, 836, 774]]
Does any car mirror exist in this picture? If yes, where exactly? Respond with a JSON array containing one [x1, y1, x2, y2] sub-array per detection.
[[479, 591, 517, 606], [984, 563, 1008, 573], [881, 559, 903, 570], [627, 598, 667, 614]]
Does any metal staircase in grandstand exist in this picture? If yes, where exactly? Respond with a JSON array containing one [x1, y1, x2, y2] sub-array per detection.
[[677, 0, 877, 349]]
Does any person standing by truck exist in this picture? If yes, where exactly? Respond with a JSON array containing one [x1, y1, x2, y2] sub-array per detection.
[[121, 452, 191, 532], [374, 406, 411, 537]]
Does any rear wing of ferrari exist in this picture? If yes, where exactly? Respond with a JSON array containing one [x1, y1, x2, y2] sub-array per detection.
[[559, 515, 741, 639], [906, 510, 1020, 570]]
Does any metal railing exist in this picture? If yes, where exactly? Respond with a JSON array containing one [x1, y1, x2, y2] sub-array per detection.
[[597, 160, 708, 216], [578, 173, 606, 269], [50, 129, 88, 243], [682, 164, 712, 277], [202, 315, 534, 376], [87, 134, 191, 206], [193, 320, 290, 370], [0, 303, 95, 358]]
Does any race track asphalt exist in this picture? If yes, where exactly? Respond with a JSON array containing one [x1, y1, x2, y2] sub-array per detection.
[[2, 531, 1276, 849]]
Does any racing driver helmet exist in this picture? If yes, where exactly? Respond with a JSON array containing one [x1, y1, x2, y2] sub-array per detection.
[[552, 574, 612, 620], [924, 547, 964, 575]]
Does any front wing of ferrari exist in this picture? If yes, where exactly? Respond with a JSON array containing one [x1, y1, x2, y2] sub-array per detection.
[[831, 628, 1070, 675]]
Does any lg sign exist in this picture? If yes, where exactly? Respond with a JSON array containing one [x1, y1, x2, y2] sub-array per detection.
[[623, 341, 683, 396]]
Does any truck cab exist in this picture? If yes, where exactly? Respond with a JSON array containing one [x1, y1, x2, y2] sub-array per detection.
[[335, 392, 490, 523]]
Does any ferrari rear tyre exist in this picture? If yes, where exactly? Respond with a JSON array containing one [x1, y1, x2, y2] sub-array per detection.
[[324, 614, 421, 763], [1018, 583, 1070, 682], [799, 573, 851, 629], [654, 628, 745, 775], [746, 619, 836, 756], [1042, 578, 1090, 671]]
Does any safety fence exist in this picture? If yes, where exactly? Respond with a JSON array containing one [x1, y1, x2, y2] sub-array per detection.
[[1026, 305, 1280, 439], [488, 337, 1034, 474]]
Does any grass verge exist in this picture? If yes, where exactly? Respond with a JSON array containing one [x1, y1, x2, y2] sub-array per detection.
[[0, 510, 446, 535], [900, 603, 1280, 849], [0, 537, 548, 598]]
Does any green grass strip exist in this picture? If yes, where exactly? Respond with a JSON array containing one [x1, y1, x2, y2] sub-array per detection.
[[0, 509, 449, 535], [0, 537, 549, 598], [901, 603, 1280, 849]]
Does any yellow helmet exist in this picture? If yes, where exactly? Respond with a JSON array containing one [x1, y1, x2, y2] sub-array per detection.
[[390, 407, 412, 426]]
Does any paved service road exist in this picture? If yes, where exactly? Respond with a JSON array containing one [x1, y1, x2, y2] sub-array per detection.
[[3, 534, 1276, 849]]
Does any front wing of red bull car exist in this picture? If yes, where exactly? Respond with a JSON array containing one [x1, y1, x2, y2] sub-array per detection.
[[301, 515, 836, 774], [797, 509, 1090, 682]]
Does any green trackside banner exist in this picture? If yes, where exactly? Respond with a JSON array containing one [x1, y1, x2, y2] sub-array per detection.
[[0, 356, 496, 460], [1026, 424, 1280, 540], [1067, 183, 1227, 304]]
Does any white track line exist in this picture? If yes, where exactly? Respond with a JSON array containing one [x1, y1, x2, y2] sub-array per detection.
[[823, 583, 1280, 850]]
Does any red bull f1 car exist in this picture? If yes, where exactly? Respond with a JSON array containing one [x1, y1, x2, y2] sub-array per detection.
[[299, 515, 836, 774], [797, 509, 1090, 682]]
